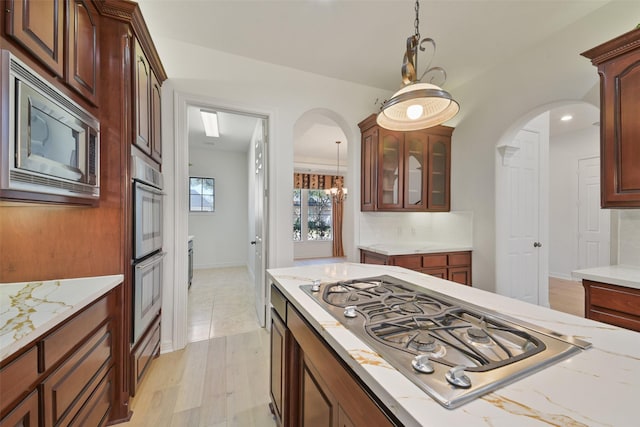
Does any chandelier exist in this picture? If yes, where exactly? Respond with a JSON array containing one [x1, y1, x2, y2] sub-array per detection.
[[326, 141, 347, 203], [377, 0, 459, 131]]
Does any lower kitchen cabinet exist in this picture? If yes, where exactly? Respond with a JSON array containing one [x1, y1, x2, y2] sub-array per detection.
[[360, 249, 472, 286], [131, 315, 161, 396], [0, 289, 119, 427], [582, 280, 640, 332], [269, 284, 397, 427], [287, 304, 396, 427]]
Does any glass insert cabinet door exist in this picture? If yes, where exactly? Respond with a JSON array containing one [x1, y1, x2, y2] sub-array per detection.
[[378, 130, 402, 209], [404, 132, 428, 209], [428, 137, 450, 211]]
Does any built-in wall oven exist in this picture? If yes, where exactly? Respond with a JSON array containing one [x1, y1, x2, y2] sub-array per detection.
[[131, 155, 164, 345]]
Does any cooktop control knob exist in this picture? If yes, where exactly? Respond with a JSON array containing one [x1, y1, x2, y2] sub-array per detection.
[[412, 354, 435, 374], [445, 365, 472, 388], [311, 279, 321, 292], [344, 305, 357, 318]]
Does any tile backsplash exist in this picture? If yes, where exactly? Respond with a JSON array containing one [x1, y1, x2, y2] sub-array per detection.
[[618, 210, 640, 266], [359, 211, 473, 246]]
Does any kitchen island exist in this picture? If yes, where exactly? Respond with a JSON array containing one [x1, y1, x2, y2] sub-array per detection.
[[267, 263, 639, 426]]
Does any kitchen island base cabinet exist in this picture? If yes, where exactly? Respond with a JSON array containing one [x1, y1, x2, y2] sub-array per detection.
[[0, 390, 39, 427], [287, 305, 396, 427], [582, 280, 640, 332]]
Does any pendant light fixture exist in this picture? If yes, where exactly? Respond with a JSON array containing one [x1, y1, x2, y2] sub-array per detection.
[[377, 0, 459, 131], [326, 141, 347, 202]]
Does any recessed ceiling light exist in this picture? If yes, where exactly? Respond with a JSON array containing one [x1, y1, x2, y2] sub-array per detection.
[[560, 114, 573, 122]]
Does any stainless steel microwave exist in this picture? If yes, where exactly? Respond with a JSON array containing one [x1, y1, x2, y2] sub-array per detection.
[[0, 50, 100, 201]]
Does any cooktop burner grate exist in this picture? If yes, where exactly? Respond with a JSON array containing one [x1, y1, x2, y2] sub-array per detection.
[[300, 274, 591, 409]]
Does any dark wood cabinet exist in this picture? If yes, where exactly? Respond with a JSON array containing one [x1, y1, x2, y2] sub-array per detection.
[[133, 38, 152, 155], [582, 28, 640, 208], [0, 288, 119, 427], [132, 37, 163, 164], [5, 0, 100, 105], [270, 284, 395, 427], [358, 114, 453, 212], [582, 279, 640, 332], [360, 249, 472, 286], [67, 0, 100, 105], [5, 0, 65, 77], [0, 390, 39, 427], [287, 303, 395, 427], [150, 70, 162, 162]]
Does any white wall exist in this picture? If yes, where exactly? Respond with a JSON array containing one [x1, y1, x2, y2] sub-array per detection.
[[548, 126, 600, 279], [188, 147, 248, 268], [157, 0, 640, 349]]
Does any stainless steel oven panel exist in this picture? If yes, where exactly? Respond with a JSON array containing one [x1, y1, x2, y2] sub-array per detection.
[[134, 180, 163, 260], [133, 251, 165, 344]]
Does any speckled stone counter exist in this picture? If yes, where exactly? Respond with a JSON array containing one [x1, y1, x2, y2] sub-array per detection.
[[359, 242, 472, 256], [0, 274, 123, 361], [267, 263, 639, 427], [572, 264, 640, 289]]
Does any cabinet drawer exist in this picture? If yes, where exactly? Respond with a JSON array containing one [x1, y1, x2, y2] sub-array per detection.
[[0, 389, 39, 427], [131, 317, 160, 396], [421, 267, 447, 279], [448, 252, 471, 266], [42, 323, 112, 427], [41, 293, 111, 371], [421, 254, 447, 268], [0, 347, 38, 415], [394, 255, 422, 269], [589, 283, 640, 317], [68, 368, 113, 427]]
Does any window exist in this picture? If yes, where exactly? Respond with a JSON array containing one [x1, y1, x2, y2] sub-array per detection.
[[293, 189, 332, 241], [190, 177, 215, 212]]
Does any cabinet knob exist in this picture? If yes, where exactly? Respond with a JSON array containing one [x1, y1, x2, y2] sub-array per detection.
[[533, 241, 542, 248]]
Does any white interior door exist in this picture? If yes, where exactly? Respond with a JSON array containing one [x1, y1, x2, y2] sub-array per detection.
[[506, 129, 542, 304], [578, 157, 610, 268], [253, 119, 268, 327]]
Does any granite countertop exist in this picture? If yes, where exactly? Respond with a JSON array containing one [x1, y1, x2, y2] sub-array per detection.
[[0, 274, 124, 361], [359, 242, 472, 256], [572, 264, 640, 290], [267, 263, 639, 427]]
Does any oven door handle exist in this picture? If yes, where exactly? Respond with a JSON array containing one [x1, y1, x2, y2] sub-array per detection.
[[134, 180, 165, 196], [135, 252, 166, 270]]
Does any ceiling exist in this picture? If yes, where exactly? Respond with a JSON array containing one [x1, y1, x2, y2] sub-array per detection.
[[141, 0, 608, 158]]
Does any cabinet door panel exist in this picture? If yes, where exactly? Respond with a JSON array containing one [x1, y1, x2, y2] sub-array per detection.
[[427, 136, 451, 211], [67, 0, 99, 104], [134, 39, 151, 153], [300, 359, 334, 426], [404, 131, 428, 209], [270, 311, 286, 425], [6, 0, 64, 76], [360, 127, 378, 211], [377, 130, 403, 210], [0, 390, 39, 427], [0, 347, 38, 415], [150, 71, 162, 163], [614, 59, 640, 195]]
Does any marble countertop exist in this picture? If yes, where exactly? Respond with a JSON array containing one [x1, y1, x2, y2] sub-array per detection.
[[359, 242, 472, 256], [572, 264, 640, 290], [267, 263, 639, 427], [0, 274, 123, 362]]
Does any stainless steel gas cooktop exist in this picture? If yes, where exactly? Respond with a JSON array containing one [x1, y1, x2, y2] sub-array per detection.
[[301, 275, 591, 409]]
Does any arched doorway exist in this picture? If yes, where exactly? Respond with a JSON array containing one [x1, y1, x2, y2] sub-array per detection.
[[495, 101, 604, 307]]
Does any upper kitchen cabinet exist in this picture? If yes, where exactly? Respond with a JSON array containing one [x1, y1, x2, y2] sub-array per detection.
[[133, 37, 162, 164], [5, 0, 100, 105], [582, 27, 640, 208], [358, 114, 453, 212], [5, 0, 64, 77], [67, 0, 100, 105]]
